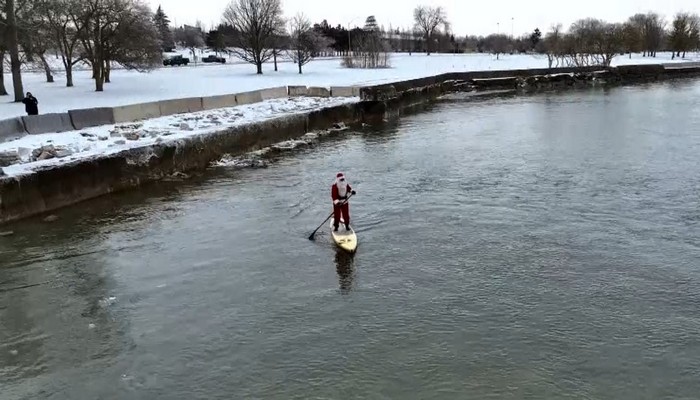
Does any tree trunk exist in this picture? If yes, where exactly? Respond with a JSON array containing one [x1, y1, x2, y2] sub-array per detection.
[[6, 0, 24, 102], [61, 54, 75, 87], [256, 62, 262, 74], [95, 64, 104, 91], [274, 51, 278, 71], [95, 41, 104, 91], [298, 61, 302, 74], [104, 60, 111, 83], [66, 65, 74, 87], [0, 51, 8, 95], [40, 54, 54, 83]]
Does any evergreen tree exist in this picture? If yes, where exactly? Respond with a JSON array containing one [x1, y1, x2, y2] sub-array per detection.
[[153, 5, 175, 51], [364, 16, 378, 31], [530, 28, 542, 50]]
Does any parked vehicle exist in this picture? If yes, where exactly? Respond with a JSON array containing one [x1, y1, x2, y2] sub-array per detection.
[[202, 55, 226, 64], [163, 55, 190, 66]]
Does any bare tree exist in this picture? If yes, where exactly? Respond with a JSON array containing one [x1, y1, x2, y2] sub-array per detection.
[[628, 12, 665, 57], [19, 1, 56, 83], [222, 0, 284, 74], [342, 23, 391, 69], [483, 33, 511, 59], [669, 12, 700, 59], [175, 25, 205, 63], [567, 18, 624, 67], [4, 0, 24, 101], [539, 24, 563, 68], [287, 12, 330, 74], [0, 22, 7, 95], [72, 0, 161, 92], [270, 20, 287, 72], [33, 0, 84, 87], [621, 21, 642, 58], [413, 5, 447, 55], [106, 0, 162, 79]]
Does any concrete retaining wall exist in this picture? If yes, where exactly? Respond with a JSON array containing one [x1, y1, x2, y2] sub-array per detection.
[[159, 97, 204, 116], [113, 102, 162, 123], [235, 90, 263, 105], [201, 94, 238, 111], [0, 117, 27, 143], [288, 86, 308, 96], [663, 62, 700, 70], [308, 87, 330, 97], [69, 107, 116, 129], [22, 113, 74, 134], [259, 86, 288, 100], [331, 86, 359, 97], [0, 104, 365, 225], [2, 62, 699, 137]]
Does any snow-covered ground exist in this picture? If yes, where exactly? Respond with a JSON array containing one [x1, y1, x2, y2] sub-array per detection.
[[2, 51, 697, 120], [0, 96, 357, 178]]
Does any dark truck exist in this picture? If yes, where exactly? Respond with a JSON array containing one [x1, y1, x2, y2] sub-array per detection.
[[202, 54, 226, 64], [163, 55, 190, 66]]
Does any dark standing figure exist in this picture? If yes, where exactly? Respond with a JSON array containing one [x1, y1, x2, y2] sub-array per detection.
[[331, 172, 356, 231], [22, 92, 38, 116]]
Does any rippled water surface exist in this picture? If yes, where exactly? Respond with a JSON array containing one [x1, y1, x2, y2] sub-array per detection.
[[2, 80, 700, 399]]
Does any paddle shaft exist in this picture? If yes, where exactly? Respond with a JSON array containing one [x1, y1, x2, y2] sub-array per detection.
[[308, 193, 354, 240]]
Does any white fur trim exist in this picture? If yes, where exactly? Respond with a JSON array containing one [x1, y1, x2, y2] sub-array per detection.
[[336, 181, 348, 198]]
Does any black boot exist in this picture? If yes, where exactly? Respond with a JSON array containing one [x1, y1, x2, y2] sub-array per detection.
[[345, 224, 351, 231], [334, 224, 339, 232]]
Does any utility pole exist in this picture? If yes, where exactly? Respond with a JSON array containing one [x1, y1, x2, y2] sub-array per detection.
[[347, 17, 359, 56]]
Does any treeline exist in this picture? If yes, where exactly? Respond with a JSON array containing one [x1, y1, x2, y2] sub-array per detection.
[[205, 4, 699, 72], [536, 13, 699, 68], [209, 5, 698, 65], [2, 0, 699, 100], [202, 0, 392, 72]]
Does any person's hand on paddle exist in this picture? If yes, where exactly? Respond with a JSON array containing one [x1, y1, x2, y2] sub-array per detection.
[[351, 190, 356, 195]]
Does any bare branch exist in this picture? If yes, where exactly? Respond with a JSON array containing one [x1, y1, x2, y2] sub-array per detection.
[[222, 0, 284, 74], [286, 12, 330, 73], [413, 5, 447, 55]]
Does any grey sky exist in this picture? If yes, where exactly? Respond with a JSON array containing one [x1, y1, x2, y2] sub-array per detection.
[[147, 0, 700, 36]]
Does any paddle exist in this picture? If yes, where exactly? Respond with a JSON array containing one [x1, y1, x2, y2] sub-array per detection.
[[308, 193, 354, 240]]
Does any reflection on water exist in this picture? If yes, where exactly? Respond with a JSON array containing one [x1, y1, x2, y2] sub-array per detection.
[[334, 250, 356, 294]]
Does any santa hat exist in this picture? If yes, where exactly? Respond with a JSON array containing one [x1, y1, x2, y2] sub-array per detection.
[[336, 172, 344, 178]]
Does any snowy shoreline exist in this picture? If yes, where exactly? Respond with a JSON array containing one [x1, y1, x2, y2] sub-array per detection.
[[1, 60, 700, 224], [2, 56, 700, 179], [0, 96, 358, 178], [2, 52, 697, 120]]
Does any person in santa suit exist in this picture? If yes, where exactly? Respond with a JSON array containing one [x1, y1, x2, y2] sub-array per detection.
[[331, 172, 356, 231]]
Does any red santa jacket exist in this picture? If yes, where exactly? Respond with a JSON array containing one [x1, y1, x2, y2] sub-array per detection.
[[331, 181, 353, 205]]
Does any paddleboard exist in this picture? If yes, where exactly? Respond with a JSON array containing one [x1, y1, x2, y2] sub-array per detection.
[[329, 217, 358, 253]]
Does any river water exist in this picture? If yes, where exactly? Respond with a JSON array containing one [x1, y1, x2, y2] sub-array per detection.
[[1, 80, 700, 399]]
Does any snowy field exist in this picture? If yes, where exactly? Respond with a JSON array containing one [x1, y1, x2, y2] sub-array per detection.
[[1, 51, 696, 120], [0, 96, 356, 178]]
